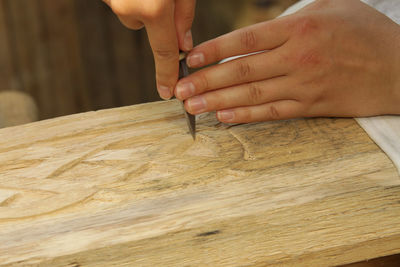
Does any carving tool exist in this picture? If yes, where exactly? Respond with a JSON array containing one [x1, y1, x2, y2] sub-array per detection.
[[179, 52, 196, 140]]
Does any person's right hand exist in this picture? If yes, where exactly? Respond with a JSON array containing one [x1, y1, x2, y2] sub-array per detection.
[[103, 0, 196, 100], [175, 0, 400, 123]]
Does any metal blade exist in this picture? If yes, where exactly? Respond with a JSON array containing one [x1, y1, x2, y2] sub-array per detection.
[[179, 54, 196, 140]]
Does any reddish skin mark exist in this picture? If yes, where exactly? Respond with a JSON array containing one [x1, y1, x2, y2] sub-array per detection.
[[297, 49, 323, 66], [293, 17, 320, 37]]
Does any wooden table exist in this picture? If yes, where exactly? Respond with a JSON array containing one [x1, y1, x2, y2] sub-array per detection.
[[1, 100, 399, 266]]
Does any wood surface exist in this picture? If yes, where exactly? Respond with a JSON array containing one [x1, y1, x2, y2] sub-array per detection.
[[0, 100, 400, 266]]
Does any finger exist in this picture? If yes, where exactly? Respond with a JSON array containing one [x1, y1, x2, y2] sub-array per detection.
[[175, 0, 196, 51], [216, 100, 303, 123], [103, 0, 144, 29], [146, 3, 179, 100], [186, 16, 291, 68], [175, 49, 290, 100], [117, 16, 144, 30], [184, 76, 294, 115]]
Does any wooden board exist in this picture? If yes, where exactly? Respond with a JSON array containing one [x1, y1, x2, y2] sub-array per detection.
[[0, 100, 400, 266]]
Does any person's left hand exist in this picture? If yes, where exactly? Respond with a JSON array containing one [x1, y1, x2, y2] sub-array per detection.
[[175, 0, 400, 123]]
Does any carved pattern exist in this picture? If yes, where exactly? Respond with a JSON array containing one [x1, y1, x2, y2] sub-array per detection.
[[0, 102, 399, 266], [0, 109, 376, 221]]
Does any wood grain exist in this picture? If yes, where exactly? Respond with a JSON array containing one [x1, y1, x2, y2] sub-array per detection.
[[0, 100, 399, 266]]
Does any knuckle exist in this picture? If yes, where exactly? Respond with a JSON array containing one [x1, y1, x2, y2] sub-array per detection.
[[208, 41, 221, 61], [240, 29, 257, 50], [293, 16, 319, 36], [118, 19, 144, 30], [275, 49, 292, 67], [211, 92, 225, 110], [267, 104, 280, 120], [198, 73, 210, 91], [247, 83, 263, 104], [180, 13, 195, 27], [140, 1, 168, 21], [296, 48, 322, 67], [153, 48, 177, 61], [236, 61, 252, 80], [108, 0, 170, 23], [108, 1, 130, 17], [245, 109, 255, 123], [308, 91, 325, 106], [300, 102, 314, 117]]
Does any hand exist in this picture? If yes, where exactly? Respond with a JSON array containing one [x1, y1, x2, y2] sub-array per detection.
[[103, 0, 196, 99], [175, 0, 400, 123]]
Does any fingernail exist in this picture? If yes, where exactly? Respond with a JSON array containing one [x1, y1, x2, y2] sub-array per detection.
[[187, 96, 206, 114], [186, 52, 205, 68], [158, 85, 172, 100], [176, 82, 195, 100], [217, 110, 234, 122], [184, 30, 193, 51]]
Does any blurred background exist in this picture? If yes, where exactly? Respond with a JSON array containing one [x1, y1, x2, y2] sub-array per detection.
[[0, 0, 298, 127]]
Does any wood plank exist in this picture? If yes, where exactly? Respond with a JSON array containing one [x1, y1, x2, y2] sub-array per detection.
[[0, 101, 399, 266]]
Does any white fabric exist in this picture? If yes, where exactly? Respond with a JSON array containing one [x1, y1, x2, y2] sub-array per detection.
[[357, 116, 400, 172], [282, 0, 400, 175], [282, 0, 400, 22]]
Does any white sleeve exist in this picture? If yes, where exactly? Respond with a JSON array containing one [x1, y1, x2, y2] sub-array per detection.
[[280, 0, 400, 24]]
